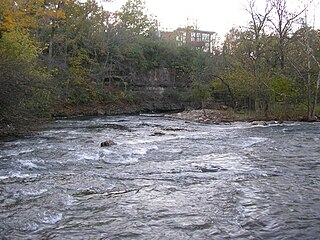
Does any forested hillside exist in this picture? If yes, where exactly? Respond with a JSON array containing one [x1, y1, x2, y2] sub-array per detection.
[[1, 0, 319, 133]]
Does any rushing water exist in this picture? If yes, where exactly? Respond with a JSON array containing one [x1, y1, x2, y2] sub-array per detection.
[[0, 115, 320, 239]]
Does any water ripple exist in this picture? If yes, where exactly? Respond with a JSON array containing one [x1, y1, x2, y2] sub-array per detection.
[[0, 116, 319, 239]]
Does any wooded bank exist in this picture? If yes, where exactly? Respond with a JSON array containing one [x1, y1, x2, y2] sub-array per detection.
[[1, 0, 320, 137]]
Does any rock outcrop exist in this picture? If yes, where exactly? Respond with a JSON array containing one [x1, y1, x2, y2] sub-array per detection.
[[130, 67, 191, 112], [166, 109, 232, 124], [100, 140, 116, 147]]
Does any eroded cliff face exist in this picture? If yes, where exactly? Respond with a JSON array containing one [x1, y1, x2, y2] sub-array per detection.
[[130, 67, 191, 112], [52, 67, 193, 118]]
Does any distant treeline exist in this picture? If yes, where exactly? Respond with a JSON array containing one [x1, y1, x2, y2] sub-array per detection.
[[1, 0, 319, 128]]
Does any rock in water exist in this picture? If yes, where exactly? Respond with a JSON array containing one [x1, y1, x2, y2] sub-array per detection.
[[104, 123, 130, 131], [100, 140, 116, 147], [150, 131, 165, 136], [252, 121, 268, 126]]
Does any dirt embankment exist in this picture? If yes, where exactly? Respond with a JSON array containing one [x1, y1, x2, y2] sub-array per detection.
[[166, 109, 234, 124], [0, 118, 50, 141], [165, 109, 291, 124]]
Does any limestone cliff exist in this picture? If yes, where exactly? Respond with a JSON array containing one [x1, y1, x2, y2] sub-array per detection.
[[129, 67, 191, 112]]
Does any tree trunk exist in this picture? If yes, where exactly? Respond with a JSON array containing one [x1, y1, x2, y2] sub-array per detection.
[[311, 70, 320, 119], [214, 75, 236, 108], [202, 100, 207, 117], [307, 44, 312, 120], [48, 27, 56, 70], [48, 38, 53, 69]]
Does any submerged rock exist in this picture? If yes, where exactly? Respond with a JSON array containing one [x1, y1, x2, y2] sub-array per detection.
[[104, 123, 130, 131], [150, 131, 165, 136], [199, 166, 227, 173], [162, 127, 186, 131], [252, 120, 283, 126], [100, 140, 116, 147]]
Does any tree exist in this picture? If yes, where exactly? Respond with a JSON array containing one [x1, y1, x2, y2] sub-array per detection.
[[190, 50, 215, 113], [246, 0, 273, 114], [268, 0, 305, 70], [0, 0, 54, 124], [117, 0, 157, 36], [290, 26, 320, 120], [0, 29, 49, 124]]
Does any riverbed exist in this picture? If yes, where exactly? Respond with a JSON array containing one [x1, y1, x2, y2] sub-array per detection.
[[0, 115, 319, 239]]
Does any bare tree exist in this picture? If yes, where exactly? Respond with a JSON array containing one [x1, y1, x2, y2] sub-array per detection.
[[304, 18, 320, 120], [305, 1, 320, 120], [268, 0, 306, 69], [246, 0, 273, 114]]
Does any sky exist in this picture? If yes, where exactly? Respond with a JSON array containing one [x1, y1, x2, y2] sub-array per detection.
[[101, 0, 320, 39]]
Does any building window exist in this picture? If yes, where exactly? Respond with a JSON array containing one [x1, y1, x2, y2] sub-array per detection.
[[182, 32, 187, 43], [197, 32, 202, 41], [202, 33, 209, 42], [191, 32, 196, 42]]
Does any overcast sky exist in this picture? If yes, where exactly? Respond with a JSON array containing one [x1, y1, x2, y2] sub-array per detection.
[[101, 0, 319, 38]]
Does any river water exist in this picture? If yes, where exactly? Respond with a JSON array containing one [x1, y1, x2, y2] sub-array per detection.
[[0, 115, 319, 239]]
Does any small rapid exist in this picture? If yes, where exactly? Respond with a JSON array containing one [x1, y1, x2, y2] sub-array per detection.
[[0, 115, 319, 239]]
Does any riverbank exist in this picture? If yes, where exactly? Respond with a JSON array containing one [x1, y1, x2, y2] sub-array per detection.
[[165, 109, 234, 124], [165, 108, 287, 124], [0, 118, 51, 141], [0, 101, 182, 140], [0, 103, 315, 140]]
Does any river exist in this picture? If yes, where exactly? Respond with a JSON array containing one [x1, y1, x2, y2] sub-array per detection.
[[0, 115, 319, 239]]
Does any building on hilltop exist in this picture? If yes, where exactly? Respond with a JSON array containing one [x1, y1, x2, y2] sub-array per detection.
[[160, 26, 217, 54]]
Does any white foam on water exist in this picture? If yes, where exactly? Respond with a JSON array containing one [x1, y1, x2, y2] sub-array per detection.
[[0, 175, 9, 180], [42, 129, 68, 135], [2, 148, 34, 157], [64, 195, 76, 206], [9, 171, 39, 179], [67, 147, 78, 151], [20, 222, 39, 232], [242, 137, 268, 148], [165, 148, 183, 154], [132, 148, 148, 155], [189, 152, 255, 174], [18, 160, 41, 169], [20, 148, 34, 154], [101, 152, 140, 164], [100, 148, 113, 154], [41, 212, 63, 224], [73, 152, 100, 162], [99, 142, 159, 164], [82, 152, 99, 161], [190, 152, 243, 163], [132, 145, 158, 155], [22, 188, 48, 196], [121, 135, 180, 145], [228, 136, 269, 149]]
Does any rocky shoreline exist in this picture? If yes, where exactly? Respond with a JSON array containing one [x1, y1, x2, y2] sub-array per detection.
[[0, 106, 316, 141], [0, 119, 51, 141], [165, 109, 234, 124]]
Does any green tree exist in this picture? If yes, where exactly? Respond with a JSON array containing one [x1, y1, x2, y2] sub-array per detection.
[[0, 30, 49, 125], [287, 26, 320, 120], [117, 0, 157, 36], [268, 0, 305, 70]]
